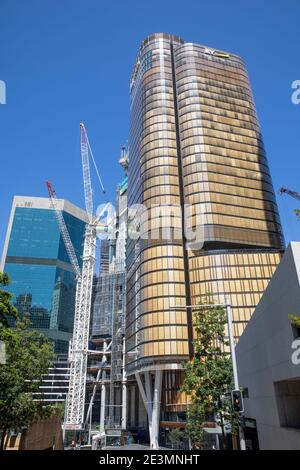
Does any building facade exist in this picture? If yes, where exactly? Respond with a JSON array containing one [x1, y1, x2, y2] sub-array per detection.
[[126, 33, 284, 447], [1, 196, 87, 355]]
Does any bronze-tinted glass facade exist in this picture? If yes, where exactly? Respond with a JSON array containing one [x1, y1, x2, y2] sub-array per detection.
[[126, 33, 284, 379]]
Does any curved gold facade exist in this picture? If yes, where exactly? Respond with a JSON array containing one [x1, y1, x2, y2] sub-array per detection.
[[175, 42, 283, 248], [127, 34, 190, 374], [126, 33, 284, 376]]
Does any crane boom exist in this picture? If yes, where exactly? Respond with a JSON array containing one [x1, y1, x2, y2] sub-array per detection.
[[80, 123, 94, 223], [45, 180, 81, 278], [279, 187, 300, 201], [279, 187, 300, 220]]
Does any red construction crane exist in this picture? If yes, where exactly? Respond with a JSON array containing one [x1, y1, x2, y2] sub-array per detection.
[[46, 180, 81, 277]]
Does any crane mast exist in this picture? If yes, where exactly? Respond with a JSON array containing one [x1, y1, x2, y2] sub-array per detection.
[[65, 222, 97, 427], [64, 123, 102, 429], [47, 123, 106, 430]]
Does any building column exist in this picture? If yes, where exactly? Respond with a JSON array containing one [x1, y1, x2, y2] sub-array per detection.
[[121, 336, 127, 430], [150, 370, 162, 449], [100, 384, 106, 433], [144, 372, 153, 439], [135, 370, 163, 449], [130, 386, 136, 426]]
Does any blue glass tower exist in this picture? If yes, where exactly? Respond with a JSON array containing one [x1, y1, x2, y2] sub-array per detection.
[[1, 196, 87, 355]]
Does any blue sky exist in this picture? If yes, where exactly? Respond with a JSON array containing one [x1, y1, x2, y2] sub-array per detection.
[[0, 0, 299, 254]]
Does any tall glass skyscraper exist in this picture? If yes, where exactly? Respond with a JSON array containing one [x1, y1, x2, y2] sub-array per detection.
[[126, 33, 284, 446], [1, 196, 87, 355]]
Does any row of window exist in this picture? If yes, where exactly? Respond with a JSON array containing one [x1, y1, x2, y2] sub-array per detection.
[[183, 162, 272, 184], [177, 79, 253, 102], [127, 294, 187, 317], [192, 277, 270, 295], [140, 271, 185, 286], [180, 112, 259, 137], [175, 51, 246, 74], [139, 325, 188, 342], [178, 100, 256, 123], [185, 191, 277, 213], [184, 153, 268, 174], [140, 93, 257, 127], [189, 251, 281, 268], [187, 200, 279, 220], [182, 167, 274, 191], [139, 282, 186, 300], [178, 90, 254, 113], [184, 167, 271, 190], [179, 101, 258, 125], [184, 186, 276, 206], [180, 121, 261, 141], [180, 127, 264, 149], [176, 67, 250, 89], [140, 126, 264, 153], [140, 340, 189, 357], [192, 224, 280, 248], [126, 304, 187, 329]]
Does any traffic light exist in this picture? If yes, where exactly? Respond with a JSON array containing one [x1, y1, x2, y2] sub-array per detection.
[[231, 389, 244, 413]]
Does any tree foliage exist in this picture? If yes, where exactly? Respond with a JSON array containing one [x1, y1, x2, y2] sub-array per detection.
[[168, 428, 186, 449], [289, 313, 300, 328], [0, 273, 54, 449], [0, 273, 18, 327], [181, 299, 233, 448]]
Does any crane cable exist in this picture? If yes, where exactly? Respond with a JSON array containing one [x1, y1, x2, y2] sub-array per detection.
[[86, 133, 106, 195]]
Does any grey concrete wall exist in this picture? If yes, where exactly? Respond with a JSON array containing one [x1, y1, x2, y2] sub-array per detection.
[[236, 242, 300, 449]]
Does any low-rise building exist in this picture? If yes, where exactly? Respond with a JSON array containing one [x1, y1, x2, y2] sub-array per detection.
[[236, 242, 300, 450]]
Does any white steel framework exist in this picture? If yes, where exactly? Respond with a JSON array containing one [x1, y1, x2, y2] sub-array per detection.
[[65, 223, 97, 428], [47, 123, 107, 430]]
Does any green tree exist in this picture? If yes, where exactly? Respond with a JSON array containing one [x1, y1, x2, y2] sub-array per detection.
[[168, 428, 186, 449], [289, 314, 300, 328], [0, 273, 54, 450], [181, 299, 233, 449], [0, 273, 18, 327]]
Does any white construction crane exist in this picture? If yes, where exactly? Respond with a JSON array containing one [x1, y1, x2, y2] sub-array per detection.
[[46, 123, 108, 430]]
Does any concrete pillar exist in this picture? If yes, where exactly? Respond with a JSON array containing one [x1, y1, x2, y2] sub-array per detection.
[[135, 370, 163, 450], [150, 370, 162, 449], [121, 336, 127, 430], [130, 386, 136, 426], [144, 372, 153, 437], [100, 384, 106, 433]]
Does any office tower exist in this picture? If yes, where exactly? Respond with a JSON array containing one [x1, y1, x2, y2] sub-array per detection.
[[126, 33, 284, 447], [1, 196, 87, 355]]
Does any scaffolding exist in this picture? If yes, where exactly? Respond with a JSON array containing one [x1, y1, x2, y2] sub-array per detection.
[[83, 149, 128, 441]]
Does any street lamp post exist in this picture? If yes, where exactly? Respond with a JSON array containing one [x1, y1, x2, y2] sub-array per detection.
[[225, 302, 246, 451]]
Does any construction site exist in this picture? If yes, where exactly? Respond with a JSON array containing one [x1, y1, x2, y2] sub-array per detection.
[[45, 124, 147, 449]]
